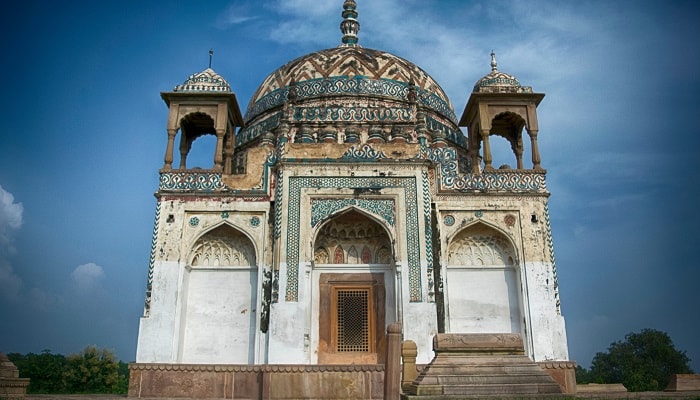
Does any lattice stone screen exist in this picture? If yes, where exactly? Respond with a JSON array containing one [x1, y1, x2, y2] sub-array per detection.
[[335, 288, 372, 352]]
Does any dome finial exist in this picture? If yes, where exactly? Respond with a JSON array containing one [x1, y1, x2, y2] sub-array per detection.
[[209, 49, 214, 69], [490, 50, 498, 72], [340, 0, 360, 47]]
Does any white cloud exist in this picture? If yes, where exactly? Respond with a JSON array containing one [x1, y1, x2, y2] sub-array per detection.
[[0, 184, 23, 248], [0, 185, 23, 300], [216, 3, 260, 29], [70, 263, 106, 291]]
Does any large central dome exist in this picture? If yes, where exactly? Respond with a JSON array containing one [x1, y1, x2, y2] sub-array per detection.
[[244, 46, 457, 125], [236, 0, 463, 147]]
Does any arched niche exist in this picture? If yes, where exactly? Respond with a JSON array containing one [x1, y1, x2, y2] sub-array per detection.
[[179, 223, 258, 364], [444, 222, 522, 335], [313, 207, 393, 265]]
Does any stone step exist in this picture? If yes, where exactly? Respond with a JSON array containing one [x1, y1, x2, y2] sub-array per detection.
[[441, 382, 563, 396], [432, 373, 563, 385], [409, 382, 563, 397]]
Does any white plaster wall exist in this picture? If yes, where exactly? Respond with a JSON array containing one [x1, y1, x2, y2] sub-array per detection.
[[402, 302, 438, 364], [524, 261, 569, 361], [180, 267, 257, 363], [267, 303, 308, 363], [267, 262, 308, 363], [136, 260, 181, 363], [445, 266, 522, 334]]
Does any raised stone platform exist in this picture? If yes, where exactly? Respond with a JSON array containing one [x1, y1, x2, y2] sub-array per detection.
[[403, 333, 564, 398], [129, 363, 384, 399]]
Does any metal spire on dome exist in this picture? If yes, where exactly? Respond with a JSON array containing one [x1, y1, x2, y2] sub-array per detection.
[[209, 49, 214, 69], [340, 0, 360, 47], [490, 50, 498, 72]]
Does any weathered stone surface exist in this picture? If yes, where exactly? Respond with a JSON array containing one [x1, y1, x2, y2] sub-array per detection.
[[0, 352, 30, 398], [128, 363, 384, 399], [433, 333, 524, 354], [576, 383, 627, 393], [666, 374, 700, 391], [405, 334, 562, 398], [539, 361, 577, 394]]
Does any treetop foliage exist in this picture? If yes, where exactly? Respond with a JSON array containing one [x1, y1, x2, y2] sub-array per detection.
[[7, 346, 128, 394], [576, 328, 693, 392]]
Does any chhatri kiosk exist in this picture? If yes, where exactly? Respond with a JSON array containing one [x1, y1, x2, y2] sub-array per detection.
[[130, 1, 574, 397]]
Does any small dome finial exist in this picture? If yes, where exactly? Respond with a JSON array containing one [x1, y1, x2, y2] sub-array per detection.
[[209, 49, 214, 69], [340, 0, 360, 47], [490, 50, 498, 72]]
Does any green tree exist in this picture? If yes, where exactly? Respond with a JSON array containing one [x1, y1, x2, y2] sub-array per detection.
[[575, 364, 593, 384], [7, 350, 67, 393], [61, 346, 120, 394], [588, 329, 693, 392], [116, 361, 130, 394]]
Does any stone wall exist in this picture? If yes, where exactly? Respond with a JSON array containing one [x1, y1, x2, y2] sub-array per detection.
[[128, 363, 384, 400]]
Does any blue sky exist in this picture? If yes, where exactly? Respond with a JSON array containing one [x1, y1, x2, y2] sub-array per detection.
[[1, 0, 699, 370]]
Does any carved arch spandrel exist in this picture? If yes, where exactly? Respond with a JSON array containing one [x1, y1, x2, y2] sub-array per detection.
[[447, 222, 517, 267], [313, 208, 393, 265], [189, 224, 256, 267]]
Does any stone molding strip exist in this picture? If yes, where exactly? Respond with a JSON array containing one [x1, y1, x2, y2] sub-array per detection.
[[129, 363, 384, 373]]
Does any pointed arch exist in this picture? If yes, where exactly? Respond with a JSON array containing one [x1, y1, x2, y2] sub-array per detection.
[[487, 111, 527, 169], [334, 246, 345, 264], [312, 205, 396, 251], [176, 111, 218, 169], [189, 222, 257, 267], [313, 207, 394, 265], [447, 220, 518, 261], [444, 220, 523, 335], [361, 246, 371, 264], [180, 221, 258, 364], [348, 246, 359, 263]]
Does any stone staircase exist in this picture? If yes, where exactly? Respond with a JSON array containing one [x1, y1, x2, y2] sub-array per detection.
[[403, 333, 565, 399]]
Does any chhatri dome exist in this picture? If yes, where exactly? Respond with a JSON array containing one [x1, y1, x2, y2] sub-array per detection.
[[473, 51, 532, 94], [174, 67, 231, 93], [238, 0, 461, 147]]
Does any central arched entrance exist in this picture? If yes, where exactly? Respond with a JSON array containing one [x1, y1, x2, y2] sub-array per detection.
[[310, 208, 396, 364]]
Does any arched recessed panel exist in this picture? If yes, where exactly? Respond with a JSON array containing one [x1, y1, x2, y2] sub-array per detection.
[[314, 209, 392, 265], [446, 223, 521, 334], [181, 224, 257, 364], [190, 224, 256, 267], [314, 247, 329, 264], [334, 246, 345, 264]]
